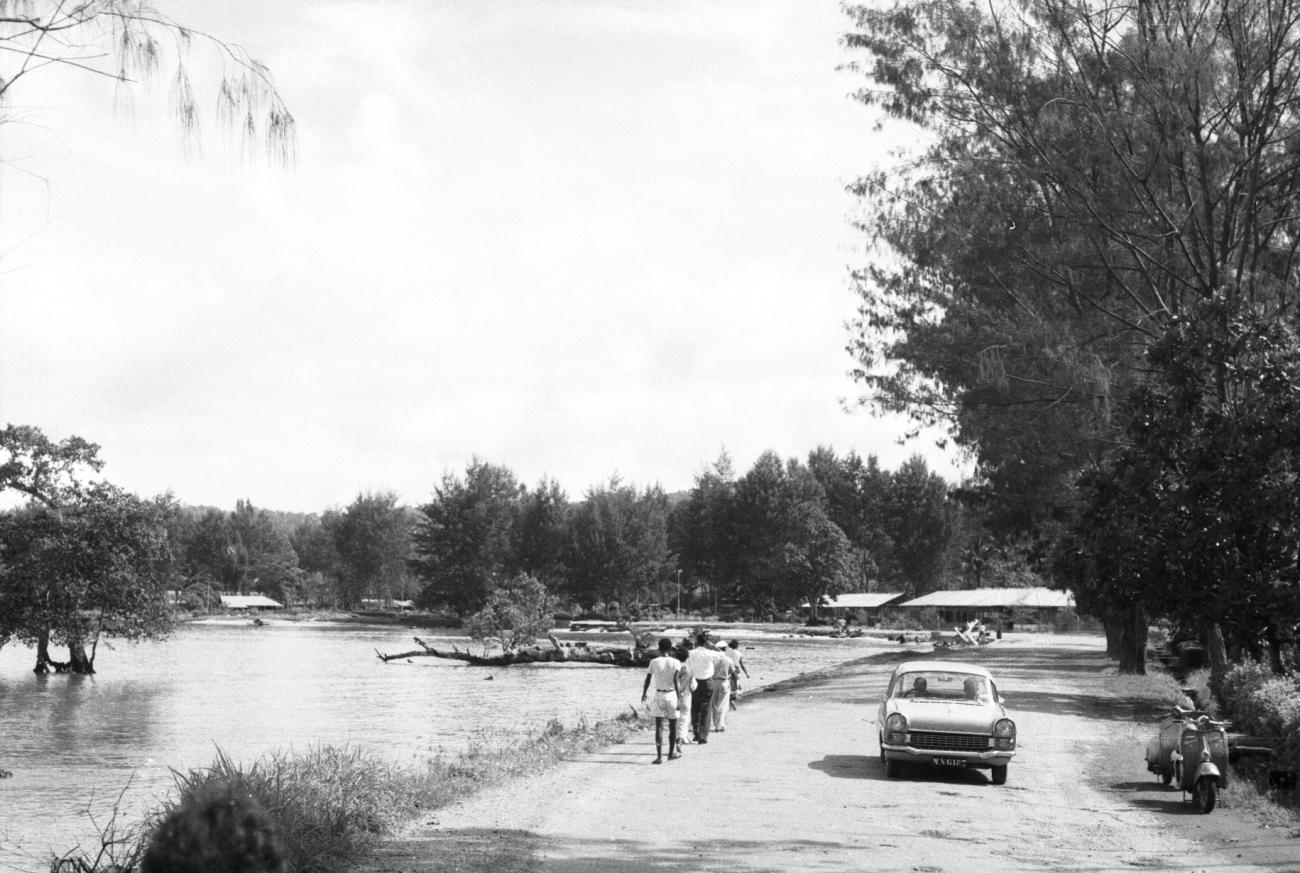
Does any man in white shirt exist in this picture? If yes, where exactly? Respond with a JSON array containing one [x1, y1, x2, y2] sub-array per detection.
[[684, 633, 725, 743], [640, 638, 683, 763]]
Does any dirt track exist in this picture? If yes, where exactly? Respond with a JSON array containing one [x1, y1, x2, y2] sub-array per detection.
[[357, 635, 1300, 873]]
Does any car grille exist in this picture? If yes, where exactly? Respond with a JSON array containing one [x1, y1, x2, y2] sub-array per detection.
[[908, 731, 990, 752]]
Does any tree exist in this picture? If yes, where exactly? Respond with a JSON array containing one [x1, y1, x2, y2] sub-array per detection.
[[1059, 295, 1300, 674], [0, 424, 103, 507], [291, 513, 345, 607], [806, 447, 894, 590], [228, 500, 300, 603], [333, 492, 412, 609], [565, 477, 670, 612], [410, 460, 523, 616], [0, 1, 295, 161], [465, 573, 557, 654], [670, 450, 742, 604], [731, 452, 855, 614], [0, 483, 175, 673], [884, 457, 955, 597], [844, 0, 1300, 666], [514, 478, 570, 587]]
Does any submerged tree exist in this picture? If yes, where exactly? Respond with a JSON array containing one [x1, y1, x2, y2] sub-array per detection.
[[0, 482, 174, 673]]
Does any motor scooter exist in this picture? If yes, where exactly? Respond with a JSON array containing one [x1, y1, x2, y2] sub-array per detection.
[[1144, 706, 1229, 812]]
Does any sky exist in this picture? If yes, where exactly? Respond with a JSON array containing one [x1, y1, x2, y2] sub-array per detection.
[[0, 0, 967, 513]]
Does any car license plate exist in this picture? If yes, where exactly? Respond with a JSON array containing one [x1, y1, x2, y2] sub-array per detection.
[[932, 757, 968, 767]]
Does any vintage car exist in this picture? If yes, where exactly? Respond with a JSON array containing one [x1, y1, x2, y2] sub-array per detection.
[[877, 660, 1016, 784]]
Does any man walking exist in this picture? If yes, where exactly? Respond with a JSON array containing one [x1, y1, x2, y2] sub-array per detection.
[[710, 641, 737, 731], [684, 632, 725, 743], [640, 638, 683, 763]]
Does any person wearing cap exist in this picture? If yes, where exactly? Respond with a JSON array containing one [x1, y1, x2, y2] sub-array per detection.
[[640, 638, 683, 763]]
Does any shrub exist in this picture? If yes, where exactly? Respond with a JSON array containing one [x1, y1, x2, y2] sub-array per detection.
[[1219, 661, 1300, 772], [141, 779, 284, 873], [1218, 660, 1276, 725]]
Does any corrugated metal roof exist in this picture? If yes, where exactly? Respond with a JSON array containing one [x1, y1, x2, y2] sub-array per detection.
[[803, 592, 906, 609], [219, 594, 284, 609], [898, 587, 1073, 609]]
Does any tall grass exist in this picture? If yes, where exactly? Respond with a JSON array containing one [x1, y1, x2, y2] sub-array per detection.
[[48, 710, 643, 873]]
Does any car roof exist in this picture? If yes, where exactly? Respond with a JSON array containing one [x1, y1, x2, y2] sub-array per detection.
[[891, 660, 994, 678]]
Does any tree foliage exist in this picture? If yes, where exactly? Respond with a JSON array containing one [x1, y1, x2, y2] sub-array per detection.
[[465, 572, 556, 653], [410, 459, 524, 616], [0, 481, 174, 673], [844, 0, 1300, 667], [565, 477, 670, 611], [333, 491, 413, 609], [0, 0, 295, 161]]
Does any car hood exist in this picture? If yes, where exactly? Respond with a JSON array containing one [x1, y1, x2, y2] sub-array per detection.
[[882, 699, 1009, 733]]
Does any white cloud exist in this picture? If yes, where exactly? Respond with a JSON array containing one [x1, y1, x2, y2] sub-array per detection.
[[0, 0, 969, 512]]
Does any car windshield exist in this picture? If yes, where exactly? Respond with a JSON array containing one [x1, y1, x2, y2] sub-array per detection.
[[893, 670, 991, 702]]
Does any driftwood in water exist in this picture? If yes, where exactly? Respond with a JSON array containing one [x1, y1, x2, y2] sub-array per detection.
[[375, 634, 654, 667]]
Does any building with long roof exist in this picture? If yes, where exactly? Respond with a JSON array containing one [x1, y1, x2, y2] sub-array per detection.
[[898, 587, 1074, 628]]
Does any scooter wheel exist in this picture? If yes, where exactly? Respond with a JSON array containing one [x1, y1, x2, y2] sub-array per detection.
[[1194, 776, 1217, 813]]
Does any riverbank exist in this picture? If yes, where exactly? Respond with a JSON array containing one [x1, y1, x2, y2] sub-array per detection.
[[353, 633, 1300, 873]]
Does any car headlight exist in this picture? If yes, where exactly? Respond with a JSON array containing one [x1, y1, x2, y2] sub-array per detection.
[[994, 718, 1016, 738], [886, 713, 908, 733]]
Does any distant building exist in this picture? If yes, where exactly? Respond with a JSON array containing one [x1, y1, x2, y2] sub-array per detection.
[[360, 598, 415, 611], [898, 587, 1074, 628], [801, 592, 906, 622], [219, 594, 284, 611]]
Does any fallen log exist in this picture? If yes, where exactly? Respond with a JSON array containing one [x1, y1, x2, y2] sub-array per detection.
[[376, 634, 655, 667]]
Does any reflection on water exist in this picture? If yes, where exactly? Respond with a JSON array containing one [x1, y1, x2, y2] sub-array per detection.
[[0, 621, 882, 868]]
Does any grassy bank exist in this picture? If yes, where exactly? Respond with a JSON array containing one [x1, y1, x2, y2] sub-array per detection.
[[1083, 668, 1300, 833], [51, 712, 644, 873]]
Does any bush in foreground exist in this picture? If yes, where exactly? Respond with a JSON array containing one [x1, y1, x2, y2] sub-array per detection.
[[52, 711, 642, 873]]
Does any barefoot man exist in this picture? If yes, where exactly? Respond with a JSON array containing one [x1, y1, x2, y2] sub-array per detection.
[[641, 638, 683, 763]]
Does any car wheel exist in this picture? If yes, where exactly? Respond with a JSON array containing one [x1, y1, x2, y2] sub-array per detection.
[[990, 765, 1007, 785], [878, 733, 884, 763], [1193, 776, 1217, 813], [885, 759, 901, 778]]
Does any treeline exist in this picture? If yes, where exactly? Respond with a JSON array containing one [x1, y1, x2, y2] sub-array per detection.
[[166, 448, 976, 619], [1, 422, 1021, 674]]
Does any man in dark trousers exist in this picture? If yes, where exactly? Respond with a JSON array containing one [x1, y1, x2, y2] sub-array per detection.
[[684, 632, 725, 743]]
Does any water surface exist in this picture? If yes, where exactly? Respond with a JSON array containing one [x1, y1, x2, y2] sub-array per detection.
[[0, 620, 886, 869]]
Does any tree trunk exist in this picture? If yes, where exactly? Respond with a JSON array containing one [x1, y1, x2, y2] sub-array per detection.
[[1116, 603, 1148, 674], [68, 638, 95, 674], [33, 627, 70, 674], [1103, 614, 1122, 659], [1265, 622, 1285, 674], [376, 635, 654, 668], [1205, 622, 1229, 702]]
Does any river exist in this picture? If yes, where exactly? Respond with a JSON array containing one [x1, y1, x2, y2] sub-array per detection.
[[0, 619, 890, 870]]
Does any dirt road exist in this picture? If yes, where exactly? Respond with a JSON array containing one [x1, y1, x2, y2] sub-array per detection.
[[359, 635, 1300, 873]]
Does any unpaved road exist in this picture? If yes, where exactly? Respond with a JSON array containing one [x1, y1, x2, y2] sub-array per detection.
[[358, 635, 1300, 873]]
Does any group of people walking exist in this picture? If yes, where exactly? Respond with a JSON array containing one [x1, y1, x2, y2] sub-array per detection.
[[639, 631, 749, 764]]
